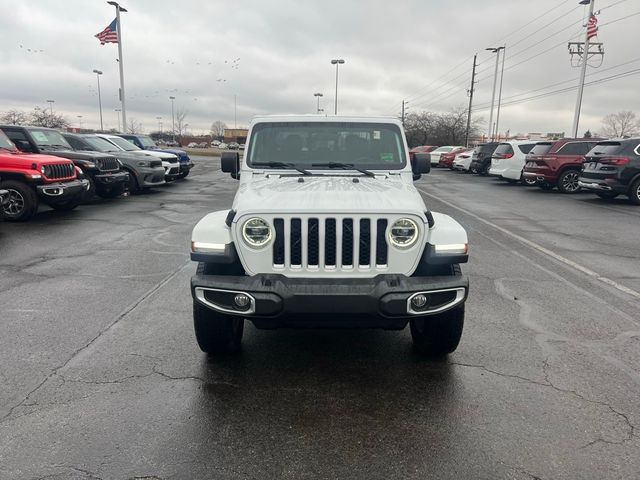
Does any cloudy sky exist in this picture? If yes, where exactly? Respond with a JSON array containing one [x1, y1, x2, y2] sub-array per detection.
[[1, 0, 638, 136]]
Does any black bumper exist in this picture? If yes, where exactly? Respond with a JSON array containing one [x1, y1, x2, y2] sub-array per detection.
[[578, 175, 628, 194], [36, 179, 89, 203], [191, 272, 468, 329], [93, 171, 129, 186], [180, 162, 194, 173]]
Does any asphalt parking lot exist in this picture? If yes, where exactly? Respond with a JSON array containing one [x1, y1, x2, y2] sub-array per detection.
[[1, 160, 639, 480]]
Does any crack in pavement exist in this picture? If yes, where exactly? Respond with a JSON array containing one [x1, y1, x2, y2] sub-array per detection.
[[0, 261, 190, 425]]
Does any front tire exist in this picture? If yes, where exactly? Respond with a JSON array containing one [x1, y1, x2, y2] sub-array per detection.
[[0, 180, 38, 221], [410, 305, 465, 356], [629, 178, 640, 205], [193, 301, 244, 354], [126, 171, 141, 194]]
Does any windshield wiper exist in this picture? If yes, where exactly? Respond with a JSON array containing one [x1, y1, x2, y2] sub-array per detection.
[[252, 161, 312, 175], [311, 162, 375, 177]]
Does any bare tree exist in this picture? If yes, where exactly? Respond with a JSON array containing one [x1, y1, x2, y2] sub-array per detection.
[[600, 111, 639, 138], [1, 109, 29, 125], [29, 107, 69, 128], [404, 108, 481, 147], [210, 120, 227, 138], [175, 108, 189, 139], [126, 118, 143, 134]]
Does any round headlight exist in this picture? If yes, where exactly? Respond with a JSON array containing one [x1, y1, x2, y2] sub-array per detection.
[[388, 218, 419, 249], [242, 218, 272, 248]]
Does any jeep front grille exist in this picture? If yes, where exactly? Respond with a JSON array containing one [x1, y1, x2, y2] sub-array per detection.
[[272, 217, 388, 270], [96, 157, 119, 171], [44, 163, 74, 180]]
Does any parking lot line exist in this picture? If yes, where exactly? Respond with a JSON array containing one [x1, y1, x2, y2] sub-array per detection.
[[417, 186, 640, 301]]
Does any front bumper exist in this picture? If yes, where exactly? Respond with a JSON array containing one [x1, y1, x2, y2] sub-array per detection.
[[36, 178, 89, 203], [191, 272, 469, 329], [164, 165, 181, 181], [138, 166, 166, 187], [180, 162, 194, 173], [94, 171, 129, 186]]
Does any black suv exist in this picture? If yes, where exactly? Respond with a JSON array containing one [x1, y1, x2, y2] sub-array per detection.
[[0, 125, 129, 200], [469, 142, 499, 175], [578, 138, 640, 205]]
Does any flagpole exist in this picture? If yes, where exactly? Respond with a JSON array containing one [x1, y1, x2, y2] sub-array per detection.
[[108, 1, 127, 132], [571, 0, 595, 138]]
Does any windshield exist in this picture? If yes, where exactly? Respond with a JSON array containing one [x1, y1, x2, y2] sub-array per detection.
[[107, 136, 141, 151], [529, 143, 553, 155], [30, 129, 71, 149], [0, 130, 17, 151], [82, 136, 122, 152], [136, 136, 157, 148], [246, 122, 406, 170]]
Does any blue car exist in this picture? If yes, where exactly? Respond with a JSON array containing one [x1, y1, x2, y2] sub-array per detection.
[[118, 134, 194, 178]]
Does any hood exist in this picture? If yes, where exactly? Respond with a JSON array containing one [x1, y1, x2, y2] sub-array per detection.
[[150, 147, 186, 156], [0, 151, 75, 167], [233, 173, 426, 216], [43, 150, 115, 161], [140, 150, 178, 160]]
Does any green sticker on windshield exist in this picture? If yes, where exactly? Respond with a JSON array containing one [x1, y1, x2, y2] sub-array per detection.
[[32, 131, 48, 143], [380, 153, 394, 162]]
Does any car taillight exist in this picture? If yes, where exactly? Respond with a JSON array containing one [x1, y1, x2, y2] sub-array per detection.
[[503, 153, 514, 159], [600, 157, 630, 166]]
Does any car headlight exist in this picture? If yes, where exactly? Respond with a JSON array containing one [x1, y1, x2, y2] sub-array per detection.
[[388, 218, 419, 249], [137, 161, 149, 167], [242, 218, 272, 248], [116, 159, 123, 167]]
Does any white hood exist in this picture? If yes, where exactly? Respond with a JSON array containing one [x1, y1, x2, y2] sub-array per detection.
[[233, 173, 427, 216]]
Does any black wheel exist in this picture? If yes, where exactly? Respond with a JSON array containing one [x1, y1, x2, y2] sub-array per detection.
[[48, 198, 82, 211], [469, 164, 479, 174], [557, 170, 581, 194], [84, 176, 96, 201], [480, 162, 491, 176], [0, 180, 38, 221], [595, 191, 619, 200], [193, 301, 244, 354], [96, 184, 125, 199], [629, 178, 640, 205], [410, 305, 465, 356], [126, 170, 141, 194], [522, 174, 537, 186]]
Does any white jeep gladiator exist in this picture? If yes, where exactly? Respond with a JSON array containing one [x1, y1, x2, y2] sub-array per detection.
[[190, 116, 469, 355]]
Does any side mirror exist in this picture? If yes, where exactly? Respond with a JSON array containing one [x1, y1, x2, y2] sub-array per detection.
[[221, 151, 240, 179], [412, 153, 430, 180]]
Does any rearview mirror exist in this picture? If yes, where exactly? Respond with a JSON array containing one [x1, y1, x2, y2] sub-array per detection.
[[221, 151, 240, 179], [412, 153, 430, 180]]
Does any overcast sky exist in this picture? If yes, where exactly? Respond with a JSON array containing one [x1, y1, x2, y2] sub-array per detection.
[[1, 0, 638, 136]]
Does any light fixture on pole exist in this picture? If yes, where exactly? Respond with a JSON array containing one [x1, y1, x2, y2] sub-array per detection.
[[330, 59, 345, 115], [313, 92, 323, 114], [93, 69, 104, 131], [107, 1, 128, 130], [115, 108, 121, 131], [169, 96, 176, 141], [485, 46, 505, 141], [46, 99, 55, 114]]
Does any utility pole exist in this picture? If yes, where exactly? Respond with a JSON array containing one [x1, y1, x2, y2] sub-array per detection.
[[169, 96, 175, 141], [486, 46, 505, 141], [465, 54, 478, 147], [93, 69, 104, 131], [314, 92, 323, 114], [571, 0, 596, 138], [494, 44, 506, 141], [107, 1, 128, 131], [401, 100, 406, 126]]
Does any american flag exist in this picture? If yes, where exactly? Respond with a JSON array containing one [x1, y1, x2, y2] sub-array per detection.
[[586, 14, 598, 40], [95, 18, 118, 44]]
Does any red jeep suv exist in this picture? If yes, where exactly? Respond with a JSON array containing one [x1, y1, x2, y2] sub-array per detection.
[[522, 138, 601, 193]]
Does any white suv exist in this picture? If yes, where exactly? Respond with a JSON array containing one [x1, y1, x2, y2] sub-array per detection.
[[190, 116, 470, 356], [488, 141, 536, 182]]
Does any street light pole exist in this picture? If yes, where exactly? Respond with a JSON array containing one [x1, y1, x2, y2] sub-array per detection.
[[93, 69, 104, 131], [572, 0, 596, 137], [46, 99, 55, 114], [330, 59, 345, 115], [485, 46, 505, 141], [77, 115, 83, 130], [156, 116, 162, 132], [107, 1, 128, 130], [169, 96, 175, 142], [314, 92, 323, 114], [494, 44, 506, 141], [115, 108, 121, 131]]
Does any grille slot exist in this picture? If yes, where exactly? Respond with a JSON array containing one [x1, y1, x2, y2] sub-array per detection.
[[290, 218, 302, 266], [342, 219, 354, 266], [273, 218, 285, 265], [307, 219, 319, 266], [359, 219, 371, 266], [149, 160, 162, 168], [376, 219, 388, 266], [325, 219, 336, 267], [98, 157, 119, 171], [45, 163, 74, 180]]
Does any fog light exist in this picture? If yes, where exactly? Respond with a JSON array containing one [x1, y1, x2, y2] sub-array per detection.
[[234, 294, 251, 309], [411, 294, 428, 309]]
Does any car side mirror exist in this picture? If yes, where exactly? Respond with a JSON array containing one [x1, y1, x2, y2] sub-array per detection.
[[412, 153, 430, 180], [221, 151, 240, 179], [14, 140, 35, 153]]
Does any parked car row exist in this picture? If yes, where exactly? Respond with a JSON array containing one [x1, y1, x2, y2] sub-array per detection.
[[416, 136, 640, 204], [0, 125, 195, 221]]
